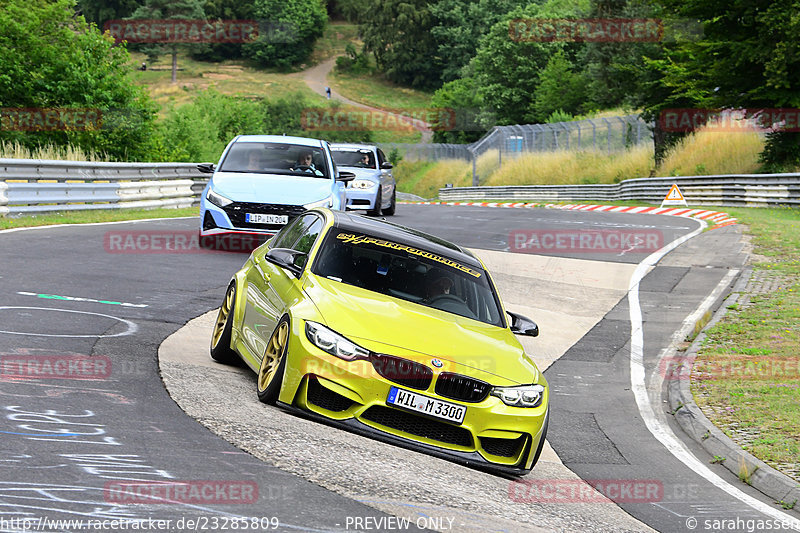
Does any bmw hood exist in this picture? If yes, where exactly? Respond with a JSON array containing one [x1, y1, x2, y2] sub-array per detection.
[[303, 276, 540, 386], [211, 172, 333, 204]]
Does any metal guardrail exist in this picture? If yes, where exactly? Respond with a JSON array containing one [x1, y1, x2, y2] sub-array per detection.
[[0, 158, 204, 182], [0, 159, 209, 215], [0, 182, 7, 217], [438, 174, 800, 207], [3, 159, 798, 216]]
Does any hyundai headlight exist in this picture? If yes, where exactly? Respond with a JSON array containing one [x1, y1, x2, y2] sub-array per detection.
[[303, 197, 333, 209], [305, 321, 369, 361], [206, 188, 233, 208], [490, 384, 545, 407], [350, 179, 376, 190]]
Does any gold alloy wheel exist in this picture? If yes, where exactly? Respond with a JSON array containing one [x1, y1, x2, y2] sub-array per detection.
[[258, 320, 289, 392], [211, 284, 234, 349]]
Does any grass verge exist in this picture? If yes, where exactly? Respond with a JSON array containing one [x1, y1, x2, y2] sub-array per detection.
[[691, 207, 800, 480], [329, 70, 434, 113], [0, 207, 198, 230], [130, 51, 323, 111]]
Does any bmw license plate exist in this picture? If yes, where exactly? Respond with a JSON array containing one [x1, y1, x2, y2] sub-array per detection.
[[246, 213, 288, 225], [386, 386, 465, 424]]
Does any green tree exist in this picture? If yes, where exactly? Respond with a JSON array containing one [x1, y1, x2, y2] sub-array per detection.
[[128, 0, 206, 83], [430, 76, 492, 143], [531, 50, 587, 122], [0, 0, 159, 161], [359, 0, 441, 89], [469, 0, 589, 125], [190, 0, 256, 61], [638, 0, 800, 168], [429, 0, 526, 84], [243, 0, 327, 69], [77, 0, 142, 26], [579, 0, 662, 110], [330, 0, 368, 22]]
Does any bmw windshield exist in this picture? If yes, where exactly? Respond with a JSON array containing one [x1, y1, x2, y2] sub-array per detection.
[[312, 230, 504, 326]]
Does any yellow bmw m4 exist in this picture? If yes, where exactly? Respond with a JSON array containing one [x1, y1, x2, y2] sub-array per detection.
[[210, 208, 548, 474]]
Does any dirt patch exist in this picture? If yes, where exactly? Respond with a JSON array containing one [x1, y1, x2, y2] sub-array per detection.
[[204, 73, 235, 80]]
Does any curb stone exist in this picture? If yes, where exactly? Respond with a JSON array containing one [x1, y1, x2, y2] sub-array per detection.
[[668, 266, 800, 513], [398, 201, 737, 228]]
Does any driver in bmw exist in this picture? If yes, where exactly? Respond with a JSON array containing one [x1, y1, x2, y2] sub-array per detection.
[[425, 273, 454, 300]]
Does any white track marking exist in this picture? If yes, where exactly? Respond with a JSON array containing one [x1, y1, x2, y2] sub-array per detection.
[[0, 307, 137, 338], [628, 221, 800, 526]]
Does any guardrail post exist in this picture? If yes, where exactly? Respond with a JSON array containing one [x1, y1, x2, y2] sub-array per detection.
[[470, 148, 478, 186]]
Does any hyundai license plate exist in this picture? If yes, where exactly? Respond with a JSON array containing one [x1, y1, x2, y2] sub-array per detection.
[[246, 213, 288, 225], [386, 386, 465, 424]]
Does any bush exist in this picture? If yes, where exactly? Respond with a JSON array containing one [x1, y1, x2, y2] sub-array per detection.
[[760, 131, 800, 172], [545, 110, 574, 124], [158, 90, 374, 162], [335, 43, 372, 74], [0, 0, 159, 161]]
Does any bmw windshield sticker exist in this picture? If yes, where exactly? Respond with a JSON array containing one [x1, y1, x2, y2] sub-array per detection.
[[335, 232, 482, 278]]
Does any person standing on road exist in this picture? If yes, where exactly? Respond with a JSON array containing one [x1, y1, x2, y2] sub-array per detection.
[[325, 86, 331, 99]]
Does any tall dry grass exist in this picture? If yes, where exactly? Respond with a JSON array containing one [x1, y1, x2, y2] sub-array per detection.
[[401, 124, 772, 198], [0, 141, 107, 161], [410, 158, 473, 199], [484, 145, 653, 186], [656, 128, 764, 176]]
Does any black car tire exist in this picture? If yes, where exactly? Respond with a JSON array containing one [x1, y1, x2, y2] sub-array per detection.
[[210, 282, 239, 364], [368, 187, 382, 216], [383, 190, 396, 216], [257, 315, 290, 404]]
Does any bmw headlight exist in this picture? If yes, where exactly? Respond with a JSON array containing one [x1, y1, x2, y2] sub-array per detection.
[[305, 321, 369, 361], [350, 179, 376, 190], [490, 384, 545, 407], [303, 197, 333, 209], [206, 188, 233, 208]]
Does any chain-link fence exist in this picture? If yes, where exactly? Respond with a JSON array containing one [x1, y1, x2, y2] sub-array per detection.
[[381, 114, 653, 185]]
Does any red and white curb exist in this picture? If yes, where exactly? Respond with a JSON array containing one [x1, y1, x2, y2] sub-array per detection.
[[399, 201, 737, 229]]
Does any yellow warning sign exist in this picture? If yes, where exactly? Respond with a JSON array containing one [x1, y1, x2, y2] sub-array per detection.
[[661, 184, 688, 207]]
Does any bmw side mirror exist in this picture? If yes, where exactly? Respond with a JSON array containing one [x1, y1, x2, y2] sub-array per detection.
[[337, 170, 356, 182], [380, 162, 393, 170], [266, 248, 307, 277], [197, 163, 216, 173], [508, 311, 539, 337]]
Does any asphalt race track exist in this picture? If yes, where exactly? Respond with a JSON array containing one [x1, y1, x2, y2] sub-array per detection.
[[1, 204, 798, 533]]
